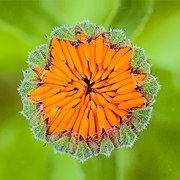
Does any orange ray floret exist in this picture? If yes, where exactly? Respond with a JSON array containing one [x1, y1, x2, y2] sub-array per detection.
[[66, 41, 83, 74], [95, 35, 104, 65], [53, 107, 76, 134], [103, 48, 116, 69], [118, 97, 147, 109], [114, 49, 133, 71], [28, 85, 50, 97], [97, 105, 111, 130], [28, 34, 148, 143], [72, 95, 89, 133], [65, 105, 80, 131], [51, 38, 66, 62], [108, 47, 130, 71], [89, 40, 96, 73], [29, 88, 61, 101], [49, 108, 70, 134], [104, 107, 119, 127], [113, 92, 143, 101], [88, 110, 96, 137], [60, 40, 75, 70]]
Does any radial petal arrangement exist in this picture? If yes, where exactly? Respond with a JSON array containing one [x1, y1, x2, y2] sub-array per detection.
[[18, 21, 159, 162]]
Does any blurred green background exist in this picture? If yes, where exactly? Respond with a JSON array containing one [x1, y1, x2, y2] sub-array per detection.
[[0, 0, 180, 179]]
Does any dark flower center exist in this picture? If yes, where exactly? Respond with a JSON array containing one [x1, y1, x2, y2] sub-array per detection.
[[84, 78, 95, 95]]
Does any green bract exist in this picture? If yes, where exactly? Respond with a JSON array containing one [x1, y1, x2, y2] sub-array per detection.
[[18, 21, 160, 162]]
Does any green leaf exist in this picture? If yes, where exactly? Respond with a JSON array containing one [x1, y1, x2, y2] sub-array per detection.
[[110, 0, 154, 39], [0, 0, 58, 44], [135, 1, 180, 84]]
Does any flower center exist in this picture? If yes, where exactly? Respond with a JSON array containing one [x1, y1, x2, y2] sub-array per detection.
[[84, 78, 94, 95]]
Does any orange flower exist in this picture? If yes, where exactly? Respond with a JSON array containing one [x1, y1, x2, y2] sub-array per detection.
[[19, 21, 159, 162]]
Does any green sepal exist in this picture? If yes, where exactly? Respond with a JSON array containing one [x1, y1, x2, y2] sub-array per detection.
[[21, 98, 37, 121], [65, 134, 77, 155], [53, 135, 69, 153], [88, 138, 100, 156], [138, 62, 151, 73], [18, 79, 37, 99], [142, 75, 160, 105], [120, 123, 137, 147], [77, 20, 106, 39], [107, 29, 132, 48], [49, 26, 77, 43], [100, 135, 114, 157], [131, 47, 150, 73], [131, 107, 152, 132], [109, 29, 125, 44], [110, 127, 120, 148], [75, 140, 92, 163], [23, 68, 37, 81], [131, 47, 146, 66], [75, 20, 106, 38], [27, 44, 49, 69], [18, 68, 37, 98], [93, 25, 106, 38], [77, 20, 96, 38], [31, 120, 47, 142], [46, 133, 62, 143]]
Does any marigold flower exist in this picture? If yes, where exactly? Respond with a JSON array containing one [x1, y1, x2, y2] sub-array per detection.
[[18, 21, 159, 162]]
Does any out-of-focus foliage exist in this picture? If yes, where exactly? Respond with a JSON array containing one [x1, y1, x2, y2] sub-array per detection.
[[0, 0, 180, 179]]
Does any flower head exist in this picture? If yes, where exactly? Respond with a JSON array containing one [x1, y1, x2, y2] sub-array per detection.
[[18, 21, 159, 162]]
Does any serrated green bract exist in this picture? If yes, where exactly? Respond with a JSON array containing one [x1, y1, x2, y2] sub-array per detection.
[[27, 44, 49, 69], [100, 136, 114, 157], [75, 140, 93, 163], [18, 20, 160, 163], [142, 75, 160, 104], [65, 135, 77, 155], [120, 123, 137, 147], [78, 20, 106, 39], [49, 26, 77, 43], [131, 47, 150, 73], [53, 136, 69, 153], [131, 108, 152, 132]]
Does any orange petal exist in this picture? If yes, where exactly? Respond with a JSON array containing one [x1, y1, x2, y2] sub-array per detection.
[[29, 88, 60, 101], [104, 107, 120, 126], [72, 95, 89, 133], [66, 41, 83, 74], [88, 110, 96, 137], [49, 108, 70, 134], [107, 103, 127, 118], [118, 97, 147, 109], [96, 93, 109, 106], [79, 103, 90, 140], [50, 65, 71, 82], [114, 49, 133, 71], [101, 69, 112, 80], [109, 77, 133, 91], [113, 92, 143, 101], [108, 47, 130, 71], [117, 82, 136, 94], [28, 84, 50, 97], [108, 70, 131, 84], [89, 40, 96, 73], [103, 48, 116, 69], [97, 105, 111, 130], [65, 105, 80, 131], [53, 108, 76, 134], [76, 32, 87, 42], [60, 40, 75, 70], [95, 35, 104, 65], [77, 44, 89, 77], [51, 38, 66, 62]]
